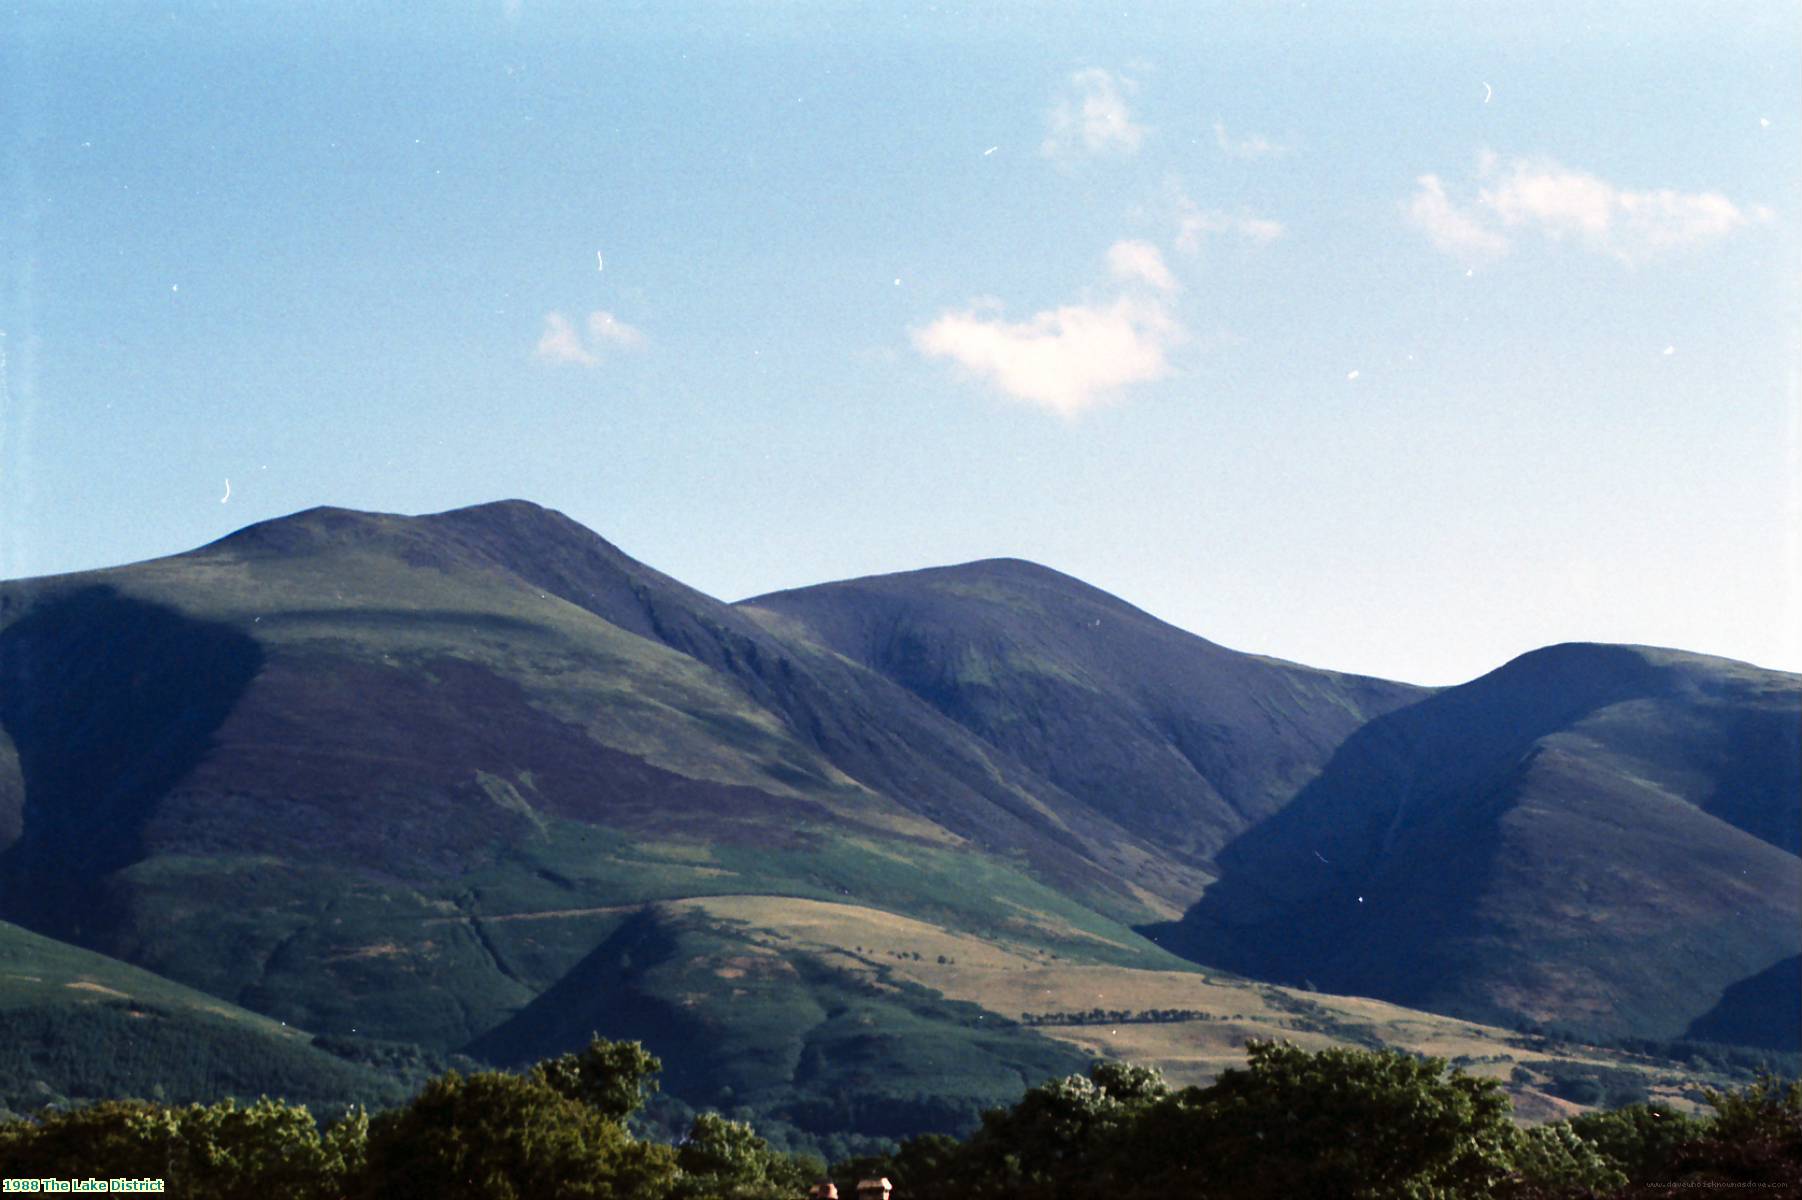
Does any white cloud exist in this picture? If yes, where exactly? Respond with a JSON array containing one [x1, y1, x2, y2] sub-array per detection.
[[1408, 154, 1759, 265], [1479, 156, 1617, 240], [586, 310, 645, 349], [1405, 174, 1509, 262], [1042, 68, 1145, 161], [1213, 120, 1288, 159], [534, 312, 597, 367], [535, 309, 645, 367], [1106, 239, 1179, 293], [912, 295, 1179, 418]]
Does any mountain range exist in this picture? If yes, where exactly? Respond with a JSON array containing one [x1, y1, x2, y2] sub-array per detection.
[[0, 500, 1795, 1148]]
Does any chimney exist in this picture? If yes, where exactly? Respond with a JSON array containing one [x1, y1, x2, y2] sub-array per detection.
[[856, 1179, 892, 1200]]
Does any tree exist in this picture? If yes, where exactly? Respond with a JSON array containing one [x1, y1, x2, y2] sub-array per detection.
[[0, 1096, 364, 1200], [871, 1060, 1170, 1200], [1126, 1041, 1521, 1200], [1566, 1103, 1703, 1185], [533, 1037, 663, 1124], [1648, 1073, 1802, 1190], [1499, 1121, 1626, 1198], [357, 1070, 676, 1200], [1087, 1060, 1169, 1105], [671, 1112, 824, 1200]]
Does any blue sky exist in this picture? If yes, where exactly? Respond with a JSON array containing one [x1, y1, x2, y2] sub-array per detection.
[[2, 2, 1796, 685]]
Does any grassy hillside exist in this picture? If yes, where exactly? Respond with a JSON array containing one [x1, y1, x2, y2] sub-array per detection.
[[1, 501, 1793, 1147], [0, 503, 1207, 1136], [595, 896, 1782, 1131]]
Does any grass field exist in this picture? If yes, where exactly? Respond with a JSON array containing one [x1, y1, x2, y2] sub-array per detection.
[[665, 894, 1750, 1122]]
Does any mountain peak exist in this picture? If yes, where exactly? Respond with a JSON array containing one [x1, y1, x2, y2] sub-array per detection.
[[744, 556, 1149, 625], [198, 499, 598, 564]]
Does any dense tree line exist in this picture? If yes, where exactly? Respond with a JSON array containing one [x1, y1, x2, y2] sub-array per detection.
[[1534, 1032, 1800, 1081], [0, 1038, 1795, 1199], [1019, 1007, 1223, 1026], [831, 1043, 1801, 1200], [0, 1038, 820, 1200]]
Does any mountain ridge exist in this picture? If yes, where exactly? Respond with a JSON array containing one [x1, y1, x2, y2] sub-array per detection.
[[0, 499, 1795, 1145]]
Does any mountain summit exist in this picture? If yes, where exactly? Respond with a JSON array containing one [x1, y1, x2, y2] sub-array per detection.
[[742, 558, 1423, 864]]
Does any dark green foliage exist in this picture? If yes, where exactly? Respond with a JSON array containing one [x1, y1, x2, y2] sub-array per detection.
[[1508, 1075, 1802, 1196], [1567, 1104, 1705, 1183], [671, 1112, 824, 1200], [1657, 1073, 1802, 1189], [0, 1096, 367, 1200], [836, 1043, 1542, 1200], [533, 1038, 662, 1123], [964, 1059, 1167, 1198], [1699, 1072, 1802, 1145], [359, 1069, 676, 1200], [1, 1041, 1793, 1200], [1501, 1122, 1626, 1196], [1138, 1041, 1520, 1200]]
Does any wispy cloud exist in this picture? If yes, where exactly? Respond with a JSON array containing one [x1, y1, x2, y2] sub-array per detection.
[[1406, 154, 1762, 265], [1405, 174, 1509, 262], [1169, 186, 1283, 255], [534, 309, 644, 367], [1212, 120, 1288, 159], [534, 312, 597, 366], [1106, 239, 1179, 293], [1042, 68, 1145, 161], [913, 295, 1178, 418]]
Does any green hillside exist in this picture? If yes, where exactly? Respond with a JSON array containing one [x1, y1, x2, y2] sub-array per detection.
[[0, 502, 1196, 1139], [1, 500, 1795, 1146], [0, 918, 409, 1116]]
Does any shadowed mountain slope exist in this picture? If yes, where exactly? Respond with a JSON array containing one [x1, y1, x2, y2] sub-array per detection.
[[1154, 643, 1802, 1046], [741, 559, 1425, 865], [1685, 954, 1801, 1051]]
